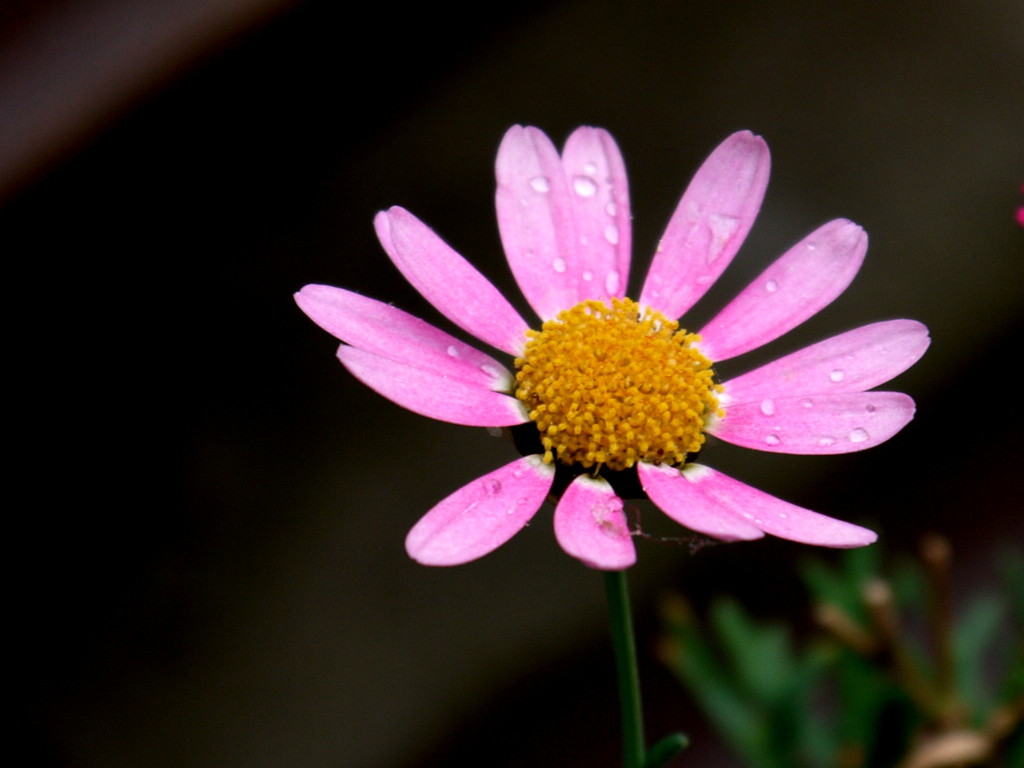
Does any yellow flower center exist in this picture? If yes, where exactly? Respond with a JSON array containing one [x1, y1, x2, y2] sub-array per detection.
[[514, 298, 721, 472]]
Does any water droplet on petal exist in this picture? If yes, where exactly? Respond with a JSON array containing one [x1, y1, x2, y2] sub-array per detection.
[[605, 270, 621, 294], [848, 428, 869, 443], [529, 176, 550, 193], [865, 403, 876, 413], [778, 511, 788, 519], [592, 499, 626, 538], [760, 399, 776, 416], [829, 369, 845, 383], [818, 436, 837, 447], [573, 175, 597, 197], [604, 224, 620, 245], [606, 201, 617, 216], [765, 279, 779, 292], [484, 478, 503, 495], [583, 162, 598, 175], [446, 345, 460, 357], [552, 257, 567, 273], [480, 363, 500, 378], [582, 270, 594, 282], [706, 214, 740, 256], [807, 242, 818, 251], [765, 434, 781, 446], [802, 398, 814, 408]]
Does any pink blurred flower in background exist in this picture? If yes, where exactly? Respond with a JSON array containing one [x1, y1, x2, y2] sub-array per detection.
[[296, 126, 929, 570]]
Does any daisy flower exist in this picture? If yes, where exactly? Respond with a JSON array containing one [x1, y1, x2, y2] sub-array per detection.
[[295, 126, 929, 571]]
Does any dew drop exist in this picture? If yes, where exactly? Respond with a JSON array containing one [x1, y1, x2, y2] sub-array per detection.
[[848, 427, 869, 443], [778, 512, 788, 519], [865, 403, 876, 413], [765, 279, 779, 292], [573, 175, 597, 197], [765, 434, 782, 446], [445, 344, 460, 357], [818, 436, 837, 447], [480, 364, 500, 378], [484, 478, 503, 495], [606, 201, 617, 216], [583, 161, 598, 175], [604, 224, 620, 245], [802, 398, 814, 408], [706, 214, 740, 254], [760, 399, 776, 416], [807, 242, 818, 251], [552, 257, 567, 273], [582, 270, 594, 282], [605, 270, 621, 294], [529, 176, 550, 193], [829, 369, 845, 383]]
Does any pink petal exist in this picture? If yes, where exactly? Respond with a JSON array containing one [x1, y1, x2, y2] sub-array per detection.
[[295, 284, 514, 391], [698, 219, 868, 362], [640, 131, 770, 319], [560, 126, 632, 304], [676, 464, 876, 547], [406, 456, 555, 566], [375, 207, 531, 356], [495, 126, 580, 320], [709, 391, 915, 455], [637, 462, 765, 541], [721, 320, 931, 405], [337, 345, 528, 427], [553, 475, 636, 570]]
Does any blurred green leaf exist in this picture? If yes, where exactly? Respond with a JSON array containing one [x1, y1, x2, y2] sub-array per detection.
[[643, 732, 689, 768], [661, 544, 1023, 768], [952, 593, 1006, 716], [801, 546, 880, 624]]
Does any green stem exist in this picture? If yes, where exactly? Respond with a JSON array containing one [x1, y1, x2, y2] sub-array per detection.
[[605, 569, 646, 768]]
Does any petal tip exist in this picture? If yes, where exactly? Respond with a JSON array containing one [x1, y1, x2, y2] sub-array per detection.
[[724, 129, 769, 155]]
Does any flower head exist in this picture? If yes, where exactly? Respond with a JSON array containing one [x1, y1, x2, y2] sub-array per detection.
[[296, 126, 929, 570]]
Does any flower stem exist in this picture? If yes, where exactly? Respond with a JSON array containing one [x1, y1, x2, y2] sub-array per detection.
[[605, 569, 646, 768]]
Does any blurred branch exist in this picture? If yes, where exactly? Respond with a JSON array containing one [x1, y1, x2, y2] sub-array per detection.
[[0, 0, 298, 203], [660, 534, 1023, 768]]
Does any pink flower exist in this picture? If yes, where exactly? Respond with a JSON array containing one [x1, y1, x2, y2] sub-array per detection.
[[296, 126, 929, 570]]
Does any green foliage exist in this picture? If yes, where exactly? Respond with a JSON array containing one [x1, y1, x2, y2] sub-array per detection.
[[659, 540, 1023, 768]]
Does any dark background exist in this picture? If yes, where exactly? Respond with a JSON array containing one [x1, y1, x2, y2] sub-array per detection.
[[6, 0, 1022, 766]]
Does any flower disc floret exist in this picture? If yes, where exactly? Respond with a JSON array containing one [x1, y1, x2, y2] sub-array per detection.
[[514, 297, 721, 471]]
